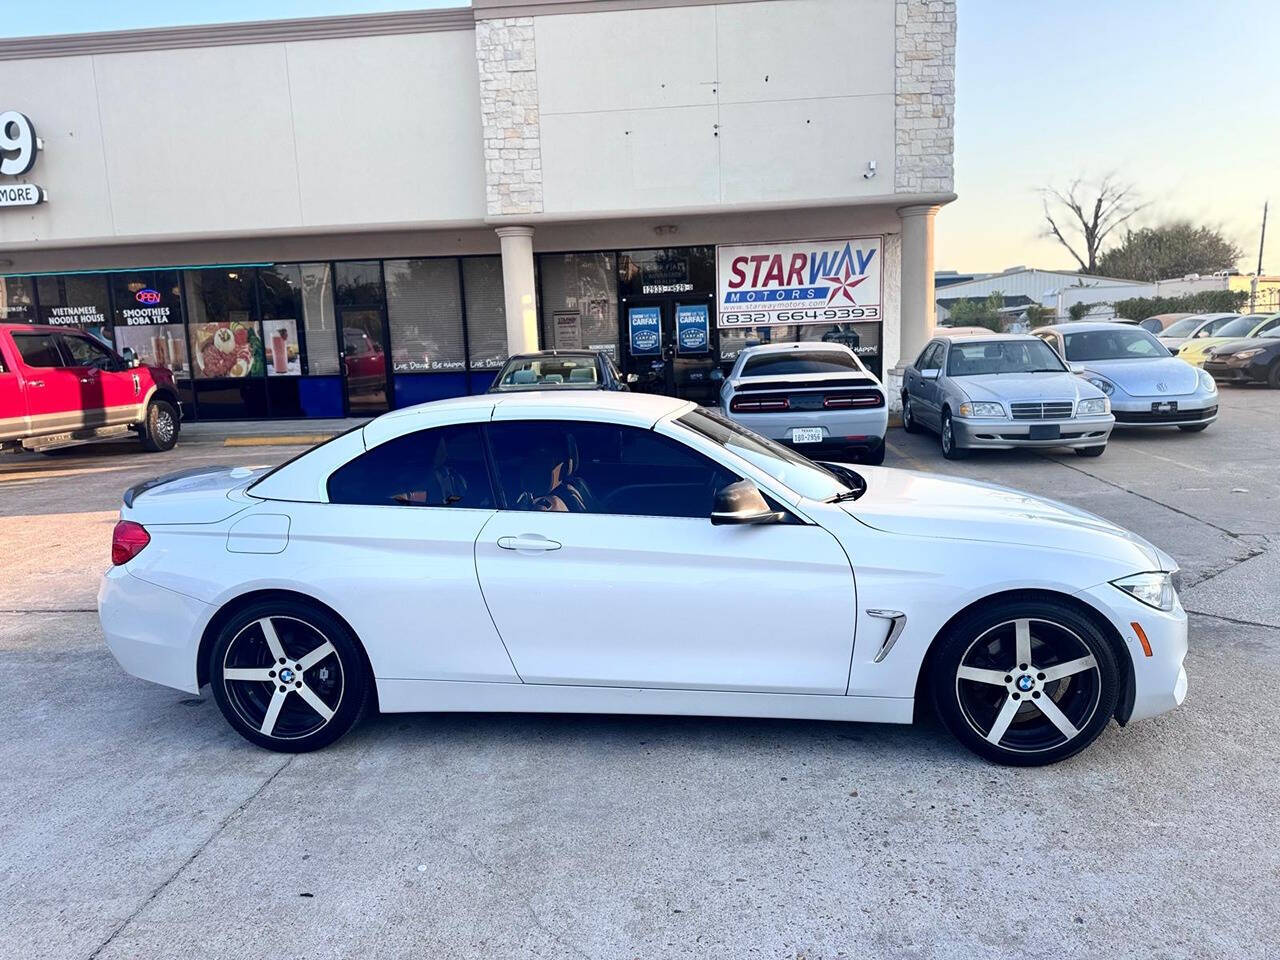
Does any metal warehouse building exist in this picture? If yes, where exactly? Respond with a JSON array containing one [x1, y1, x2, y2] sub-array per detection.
[[0, 0, 955, 420]]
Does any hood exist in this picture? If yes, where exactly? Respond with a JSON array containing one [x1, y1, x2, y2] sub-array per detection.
[[121, 465, 268, 525], [842, 467, 1164, 570], [955, 372, 1100, 404], [1207, 337, 1279, 358], [1077, 356, 1199, 397]]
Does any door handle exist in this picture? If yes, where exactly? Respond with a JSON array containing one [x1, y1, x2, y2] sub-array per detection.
[[28, 380, 44, 388], [497, 535, 562, 552]]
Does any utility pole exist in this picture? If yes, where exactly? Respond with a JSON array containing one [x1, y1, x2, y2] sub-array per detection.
[[1252, 200, 1268, 312]]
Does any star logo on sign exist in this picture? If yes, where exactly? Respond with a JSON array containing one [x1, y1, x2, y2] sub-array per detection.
[[824, 265, 868, 305]]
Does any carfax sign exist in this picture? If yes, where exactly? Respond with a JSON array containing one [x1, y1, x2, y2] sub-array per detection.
[[675, 303, 709, 353], [628, 305, 662, 355], [716, 237, 881, 328]]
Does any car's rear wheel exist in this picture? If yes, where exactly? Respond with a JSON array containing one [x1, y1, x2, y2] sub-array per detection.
[[861, 440, 886, 465], [209, 600, 371, 752], [930, 599, 1120, 766], [1177, 423, 1209, 433], [1074, 444, 1106, 456], [940, 410, 967, 459], [901, 394, 921, 433], [1268, 361, 1280, 389], [140, 399, 179, 452]]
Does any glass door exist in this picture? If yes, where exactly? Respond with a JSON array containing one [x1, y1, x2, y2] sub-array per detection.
[[339, 307, 389, 415], [622, 298, 719, 402]]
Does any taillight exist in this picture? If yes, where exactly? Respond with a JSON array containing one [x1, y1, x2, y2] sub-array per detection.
[[730, 396, 789, 413], [112, 520, 150, 565], [824, 393, 884, 409]]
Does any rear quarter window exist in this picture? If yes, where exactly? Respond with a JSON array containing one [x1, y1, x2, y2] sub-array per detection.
[[12, 334, 64, 368]]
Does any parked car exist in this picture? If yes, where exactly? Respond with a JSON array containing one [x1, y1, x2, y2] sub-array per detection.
[[100, 391, 1187, 766], [1202, 324, 1280, 388], [1156, 313, 1239, 352], [489, 350, 630, 392], [1137, 313, 1194, 334], [719, 341, 887, 464], [901, 334, 1113, 459], [1034, 323, 1218, 433], [1175, 313, 1280, 367], [0, 323, 181, 454]]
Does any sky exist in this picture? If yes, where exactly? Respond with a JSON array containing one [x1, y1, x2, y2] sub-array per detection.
[[4, 0, 1277, 275]]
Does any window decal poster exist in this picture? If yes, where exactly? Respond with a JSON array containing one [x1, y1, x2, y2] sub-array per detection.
[[628, 305, 661, 356], [716, 237, 882, 328], [675, 303, 709, 353]]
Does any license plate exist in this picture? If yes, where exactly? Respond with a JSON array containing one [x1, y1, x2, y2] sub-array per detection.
[[791, 427, 823, 444], [1028, 424, 1060, 440], [1152, 401, 1178, 413]]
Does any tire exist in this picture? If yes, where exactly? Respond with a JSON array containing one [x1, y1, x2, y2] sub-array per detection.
[[1177, 423, 1209, 433], [1074, 445, 1106, 456], [901, 394, 921, 433], [929, 598, 1120, 766], [140, 399, 180, 452], [940, 409, 967, 460], [1268, 361, 1280, 389], [861, 440, 886, 465], [208, 599, 372, 752]]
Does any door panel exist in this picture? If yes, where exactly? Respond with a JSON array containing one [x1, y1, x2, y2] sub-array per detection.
[[474, 511, 857, 693], [8, 332, 82, 433], [340, 308, 389, 415], [57, 334, 140, 426]]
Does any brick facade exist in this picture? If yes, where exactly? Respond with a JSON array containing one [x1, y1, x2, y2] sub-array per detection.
[[894, 0, 956, 194], [475, 16, 544, 216]]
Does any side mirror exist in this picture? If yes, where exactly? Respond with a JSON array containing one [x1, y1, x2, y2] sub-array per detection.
[[711, 480, 786, 525], [921, 368, 940, 380], [1069, 363, 1085, 375], [625, 373, 638, 384], [120, 347, 141, 368]]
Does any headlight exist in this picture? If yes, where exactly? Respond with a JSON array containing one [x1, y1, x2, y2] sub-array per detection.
[[1077, 397, 1109, 416], [958, 401, 1004, 418], [1198, 369, 1217, 392], [1086, 376, 1114, 396], [1111, 572, 1176, 612], [1232, 347, 1265, 360]]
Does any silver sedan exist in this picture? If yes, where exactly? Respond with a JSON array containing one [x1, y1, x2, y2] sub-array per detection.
[[1033, 322, 1218, 432], [901, 334, 1114, 460]]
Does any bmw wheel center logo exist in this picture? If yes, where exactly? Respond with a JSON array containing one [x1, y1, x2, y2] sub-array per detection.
[[1017, 675, 1035, 692]]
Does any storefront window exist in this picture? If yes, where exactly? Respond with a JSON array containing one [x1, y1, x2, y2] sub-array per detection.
[[110, 270, 190, 378], [462, 257, 507, 370], [259, 263, 339, 376], [384, 258, 465, 373], [36, 274, 111, 342], [184, 269, 264, 380], [0, 275, 36, 322], [617, 246, 715, 299], [718, 321, 883, 377], [538, 252, 619, 358]]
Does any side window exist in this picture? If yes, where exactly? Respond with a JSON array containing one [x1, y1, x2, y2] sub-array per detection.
[[487, 420, 740, 519], [1036, 333, 1062, 357], [12, 334, 64, 369], [58, 335, 118, 369], [326, 424, 494, 508], [917, 342, 941, 371]]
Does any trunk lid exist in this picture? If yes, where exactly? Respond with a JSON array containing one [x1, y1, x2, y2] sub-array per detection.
[[121, 465, 268, 525]]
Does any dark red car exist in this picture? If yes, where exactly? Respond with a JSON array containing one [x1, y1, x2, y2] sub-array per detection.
[[0, 323, 182, 454]]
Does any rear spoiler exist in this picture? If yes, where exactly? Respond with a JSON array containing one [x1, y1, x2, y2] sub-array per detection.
[[122, 466, 231, 507], [735, 376, 879, 392]]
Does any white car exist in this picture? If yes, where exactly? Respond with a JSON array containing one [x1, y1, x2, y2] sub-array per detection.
[[719, 341, 888, 464], [100, 392, 1188, 766]]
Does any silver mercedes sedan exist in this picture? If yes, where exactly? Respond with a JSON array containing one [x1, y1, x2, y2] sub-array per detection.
[[901, 334, 1113, 459], [1032, 322, 1218, 432]]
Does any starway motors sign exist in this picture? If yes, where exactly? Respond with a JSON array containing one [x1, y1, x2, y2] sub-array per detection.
[[716, 237, 881, 328]]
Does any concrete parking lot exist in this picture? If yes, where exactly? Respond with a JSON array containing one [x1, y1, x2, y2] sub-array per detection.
[[2, 387, 1277, 960]]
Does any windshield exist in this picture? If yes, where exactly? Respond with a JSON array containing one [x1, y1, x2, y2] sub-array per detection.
[[1160, 316, 1203, 338], [946, 339, 1065, 377], [1063, 328, 1169, 361], [497, 355, 599, 388], [674, 407, 853, 501], [742, 350, 860, 377]]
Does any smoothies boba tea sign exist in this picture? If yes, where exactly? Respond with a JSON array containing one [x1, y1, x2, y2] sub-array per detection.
[[716, 237, 881, 328]]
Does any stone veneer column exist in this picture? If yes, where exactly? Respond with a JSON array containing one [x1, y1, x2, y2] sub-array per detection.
[[895, 0, 956, 194], [497, 226, 539, 355], [475, 16, 544, 217]]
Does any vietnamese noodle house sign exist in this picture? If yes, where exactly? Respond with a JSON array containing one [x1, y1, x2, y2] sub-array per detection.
[[716, 237, 881, 328]]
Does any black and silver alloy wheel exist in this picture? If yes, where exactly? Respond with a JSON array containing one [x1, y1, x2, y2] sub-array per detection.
[[931, 600, 1119, 765], [209, 600, 370, 752], [902, 394, 920, 433], [140, 399, 180, 452]]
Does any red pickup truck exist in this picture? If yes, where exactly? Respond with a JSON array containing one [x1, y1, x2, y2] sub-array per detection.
[[0, 323, 182, 454]]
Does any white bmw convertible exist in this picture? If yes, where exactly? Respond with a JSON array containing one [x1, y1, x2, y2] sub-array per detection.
[[100, 392, 1188, 765]]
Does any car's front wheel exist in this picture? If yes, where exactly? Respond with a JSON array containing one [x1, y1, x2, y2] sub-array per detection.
[[1177, 423, 1209, 433], [902, 394, 921, 433], [940, 410, 967, 460], [929, 598, 1120, 766], [1074, 444, 1106, 456], [209, 600, 371, 752]]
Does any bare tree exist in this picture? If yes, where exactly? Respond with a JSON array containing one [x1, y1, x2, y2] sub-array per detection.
[[1040, 176, 1146, 274]]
